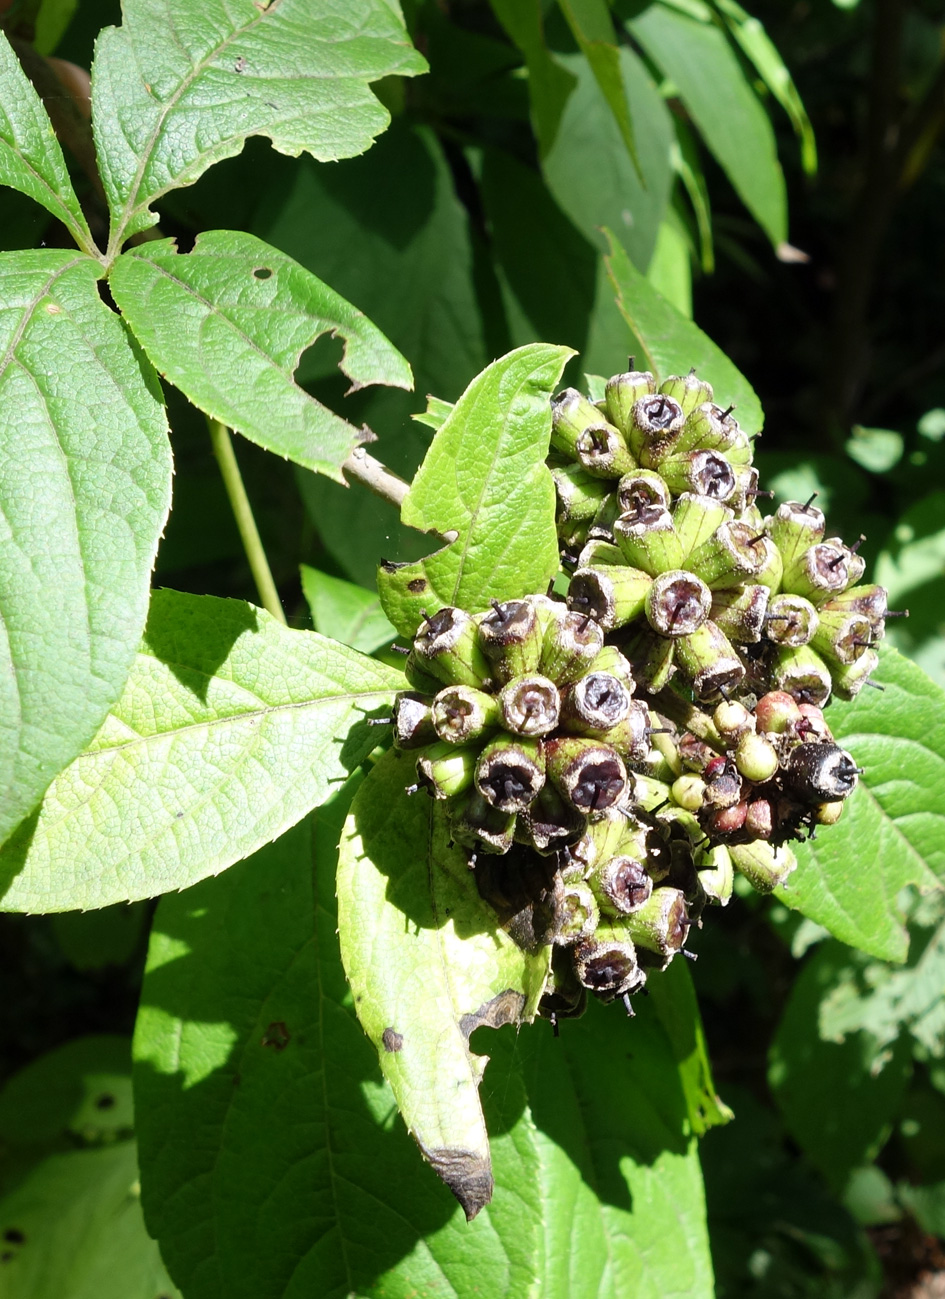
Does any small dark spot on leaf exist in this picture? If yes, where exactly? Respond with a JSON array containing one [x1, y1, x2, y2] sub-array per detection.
[[381, 1027, 403, 1053], [232, 1074, 241, 1086], [95, 1093, 115, 1110], [261, 1021, 290, 1050], [175, 811, 183, 819], [234, 56, 246, 73], [253, 267, 272, 281], [264, 101, 279, 110], [407, 578, 428, 593], [1, 1251, 13, 1263], [3, 1229, 24, 1244]]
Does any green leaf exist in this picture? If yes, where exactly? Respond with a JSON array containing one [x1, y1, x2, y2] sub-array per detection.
[[337, 750, 550, 1218], [541, 45, 673, 270], [515, 996, 714, 1297], [702, 1085, 882, 1296], [91, 0, 427, 252], [624, 1, 787, 247], [377, 343, 573, 637], [712, 0, 817, 175], [0, 250, 171, 850], [846, 425, 904, 474], [0, 1034, 133, 1146], [604, 231, 764, 433], [875, 492, 945, 690], [557, 0, 641, 175], [645, 957, 734, 1135], [110, 230, 412, 479], [646, 213, 694, 318], [134, 798, 543, 1297], [0, 589, 404, 913], [34, 0, 80, 55], [768, 941, 914, 1191], [0, 30, 94, 252], [300, 564, 395, 654], [778, 648, 945, 962], [51, 903, 149, 971], [411, 394, 454, 432], [0, 1142, 180, 1298], [488, 0, 578, 156], [257, 123, 490, 588], [818, 904, 945, 1061]]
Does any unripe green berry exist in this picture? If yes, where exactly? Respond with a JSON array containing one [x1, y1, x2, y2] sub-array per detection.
[[658, 449, 736, 502], [539, 602, 606, 682], [734, 731, 779, 783], [629, 393, 686, 465], [672, 773, 706, 812], [767, 500, 825, 568], [616, 469, 671, 520], [697, 844, 734, 905], [730, 841, 796, 893], [554, 882, 600, 944], [449, 787, 516, 854], [713, 699, 755, 744], [551, 388, 617, 458], [575, 422, 636, 478], [770, 643, 832, 707], [590, 854, 653, 916], [755, 690, 803, 734], [832, 647, 880, 700]]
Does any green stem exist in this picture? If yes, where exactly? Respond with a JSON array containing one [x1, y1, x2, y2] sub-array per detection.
[[207, 419, 287, 624]]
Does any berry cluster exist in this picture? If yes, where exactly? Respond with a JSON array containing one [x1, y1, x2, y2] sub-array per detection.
[[389, 366, 888, 1022]]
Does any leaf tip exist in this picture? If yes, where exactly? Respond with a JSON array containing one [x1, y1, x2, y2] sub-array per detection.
[[417, 1140, 494, 1220]]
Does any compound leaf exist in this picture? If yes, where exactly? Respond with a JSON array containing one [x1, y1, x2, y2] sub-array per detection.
[[779, 648, 945, 962], [0, 250, 171, 852], [0, 590, 403, 912], [377, 343, 573, 637], [605, 231, 763, 434], [92, 0, 427, 251], [110, 230, 412, 478], [337, 749, 550, 1218], [0, 31, 94, 253]]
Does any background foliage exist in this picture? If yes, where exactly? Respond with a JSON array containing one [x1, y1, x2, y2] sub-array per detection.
[[1, 0, 945, 1295]]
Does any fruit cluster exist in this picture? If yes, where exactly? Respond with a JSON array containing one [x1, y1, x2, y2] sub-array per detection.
[[390, 366, 887, 1022]]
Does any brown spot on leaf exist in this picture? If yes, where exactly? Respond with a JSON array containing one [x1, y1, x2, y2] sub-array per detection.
[[381, 1027, 404, 1053], [407, 578, 428, 594], [260, 1021, 290, 1050], [94, 1093, 115, 1110], [418, 1141, 493, 1221], [458, 989, 527, 1040]]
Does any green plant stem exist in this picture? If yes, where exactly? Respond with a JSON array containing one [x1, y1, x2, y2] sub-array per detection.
[[207, 418, 287, 624], [651, 687, 724, 752]]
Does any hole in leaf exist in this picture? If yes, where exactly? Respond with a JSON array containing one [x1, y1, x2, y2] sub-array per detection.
[[252, 267, 272, 280], [94, 1093, 116, 1110]]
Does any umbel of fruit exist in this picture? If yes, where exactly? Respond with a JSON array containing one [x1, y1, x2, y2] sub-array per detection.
[[383, 364, 884, 1022]]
